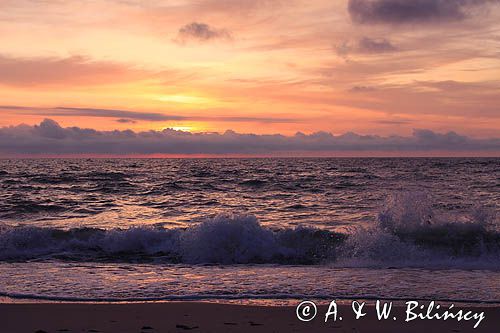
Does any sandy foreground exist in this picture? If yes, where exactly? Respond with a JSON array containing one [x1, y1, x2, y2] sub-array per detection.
[[0, 302, 498, 333]]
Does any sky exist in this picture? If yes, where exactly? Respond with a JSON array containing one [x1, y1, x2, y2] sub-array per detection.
[[0, 0, 499, 156]]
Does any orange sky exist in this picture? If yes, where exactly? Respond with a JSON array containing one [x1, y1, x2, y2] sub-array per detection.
[[1, 0, 500, 138]]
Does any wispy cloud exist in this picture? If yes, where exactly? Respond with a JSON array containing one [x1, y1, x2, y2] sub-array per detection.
[[115, 118, 137, 124], [0, 105, 298, 124], [0, 55, 146, 87], [373, 118, 412, 125], [175, 22, 231, 43], [336, 37, 397, 56], [337, 80, 500, 119], [0, 119, 497, 156], [52, 107, 184, 121]]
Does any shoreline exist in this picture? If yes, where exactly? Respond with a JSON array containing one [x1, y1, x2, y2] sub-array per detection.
[[2, 299, 500, 306], [1, 301, 498, 332], [3, 294, 500, 307]]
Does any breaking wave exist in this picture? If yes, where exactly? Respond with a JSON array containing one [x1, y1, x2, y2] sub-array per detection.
[[339, 192, 499, 268], [0, 192, 498, 268], [0, 215, 343, 264]]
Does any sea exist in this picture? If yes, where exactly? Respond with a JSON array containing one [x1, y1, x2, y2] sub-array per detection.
[[0, 158, 498, 304]]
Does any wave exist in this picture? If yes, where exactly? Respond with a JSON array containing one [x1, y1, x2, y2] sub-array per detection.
[[29, 174, 76, 184], [0, 215, 343, 264], [339, 192, 499, 268], [0, 192, 498, 267], [0, 200, 74, 219], [239, 179, 268, 187]]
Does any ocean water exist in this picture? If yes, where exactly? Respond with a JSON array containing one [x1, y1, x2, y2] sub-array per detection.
[[0, 158, 499, 303]]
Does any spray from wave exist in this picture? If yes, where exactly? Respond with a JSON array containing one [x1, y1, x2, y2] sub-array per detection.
[[0, 192, 498, 267], [339, 192, 499, 268]]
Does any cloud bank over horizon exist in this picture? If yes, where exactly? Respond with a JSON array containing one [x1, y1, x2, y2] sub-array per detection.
[[0, 119, 498, 156]]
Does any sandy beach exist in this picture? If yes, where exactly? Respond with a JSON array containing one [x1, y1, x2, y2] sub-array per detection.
[[1, 302, 498, 333]]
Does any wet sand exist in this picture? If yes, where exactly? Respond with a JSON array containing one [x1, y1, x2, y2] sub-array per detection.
[[1, 302, 498, 333]]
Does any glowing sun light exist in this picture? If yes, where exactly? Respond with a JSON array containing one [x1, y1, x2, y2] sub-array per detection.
[[156, 94, 211, 104]]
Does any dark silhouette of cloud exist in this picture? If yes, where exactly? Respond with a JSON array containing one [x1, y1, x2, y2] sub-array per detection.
[[0, 119, 497, 155], [349, 86, 377, 92], [53, 107, 184, 121], [336, 37, 397, 56], [373, 119, 412, 125], [358, 37, 397, 52], [0, 105, 183, 121], [176, 22, 231, 43], [55, 107, 184, 121], [0, 105, 297, 124], [348, 0, 499, 24], [116, 118, 137, 124]]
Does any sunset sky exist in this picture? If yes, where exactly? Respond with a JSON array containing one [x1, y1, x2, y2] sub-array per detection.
[[0, 0, 499, 156]]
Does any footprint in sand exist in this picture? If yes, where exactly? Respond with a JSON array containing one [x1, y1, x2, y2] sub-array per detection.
[[175, 324, 199, 330], [248, 321, 263, 326]]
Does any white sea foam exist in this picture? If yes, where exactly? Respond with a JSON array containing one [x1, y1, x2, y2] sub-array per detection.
[[339, 192, 499, 268], [0, 215, 340, 264], [0, 192, 498, 267]]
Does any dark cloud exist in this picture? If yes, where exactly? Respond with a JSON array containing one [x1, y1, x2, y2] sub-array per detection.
[[0, 119, 497, 156], [33, 119, 67, 139], [373, 119, 412, 125], [358, 37, 397, 52], [176, 22, 231, 43], [115, 119, 137, 124], [0, 105, 297, 124], [53, 107, 184, 121], [336, 37, 397, 56], [349, 86, 377, 92], [0, 105, 183, 121], [348, 0, 499, 24]]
